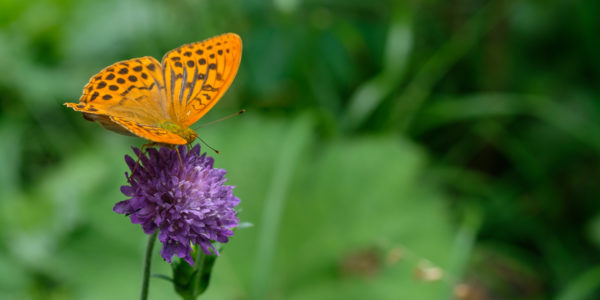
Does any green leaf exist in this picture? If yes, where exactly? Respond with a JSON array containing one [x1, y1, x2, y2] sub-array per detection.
[[172, 246, 221, 300]]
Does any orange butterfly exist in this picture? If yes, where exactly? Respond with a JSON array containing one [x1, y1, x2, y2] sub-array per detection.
[[65, 33, 242, 145]]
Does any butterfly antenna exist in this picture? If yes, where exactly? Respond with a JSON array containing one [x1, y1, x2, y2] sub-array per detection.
[[193, 109, 245, 154], [196, 109, 246, 128], [197, 137, 221, 154]]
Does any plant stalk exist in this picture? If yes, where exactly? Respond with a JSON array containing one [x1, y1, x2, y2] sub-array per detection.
[[141, 230, 158, 300]]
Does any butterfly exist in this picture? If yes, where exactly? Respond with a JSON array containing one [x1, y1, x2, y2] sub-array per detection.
[[65, 33, 242, 145]]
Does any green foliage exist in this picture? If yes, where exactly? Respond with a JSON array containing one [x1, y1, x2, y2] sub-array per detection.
[[171, 246, 219, 300], [1, 0, 599, 299]]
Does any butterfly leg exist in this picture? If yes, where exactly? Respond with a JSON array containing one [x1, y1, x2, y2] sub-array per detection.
[[175, 146, 184, 171], [128, 143, 153, 182]]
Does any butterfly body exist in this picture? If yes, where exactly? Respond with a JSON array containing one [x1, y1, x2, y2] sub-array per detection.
[[65, 33, 242, 145], [159, 121, 198, 144]]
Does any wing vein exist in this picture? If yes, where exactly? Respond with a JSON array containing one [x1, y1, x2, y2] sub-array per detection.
[[179, 64, 188, 106], [184, 64, 199, 107], [169, 66, 176, 103], [169, 66, 177, 120], [192, 67, 211, 104]]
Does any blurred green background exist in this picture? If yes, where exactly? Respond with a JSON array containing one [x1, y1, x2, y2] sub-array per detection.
[[1, 0, 599, 299]]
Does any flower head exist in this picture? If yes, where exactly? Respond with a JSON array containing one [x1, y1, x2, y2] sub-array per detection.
[[114, 145, 240, 265]]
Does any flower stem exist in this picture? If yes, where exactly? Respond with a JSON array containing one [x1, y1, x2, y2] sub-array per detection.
[[141, 230, 158, 300]]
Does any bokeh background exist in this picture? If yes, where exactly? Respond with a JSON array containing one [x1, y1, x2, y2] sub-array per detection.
[[1, 0, 599, 299]]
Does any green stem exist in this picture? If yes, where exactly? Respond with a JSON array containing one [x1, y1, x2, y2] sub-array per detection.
[[141, 230, 158, 300], [191, 247, 204, 297]]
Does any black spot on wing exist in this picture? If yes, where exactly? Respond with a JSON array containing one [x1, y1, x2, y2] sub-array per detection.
[[90, 92, 99, 101], [202, 84, 217, 92], [121, 85, 136, 96]]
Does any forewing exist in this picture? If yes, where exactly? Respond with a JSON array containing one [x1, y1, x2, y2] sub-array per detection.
[[110, 116, 187, 145], [161, 33, 242, 127], [64, 57, 168, 126]]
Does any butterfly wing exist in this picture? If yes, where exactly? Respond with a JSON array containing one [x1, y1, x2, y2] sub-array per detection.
[[110, 116, 187, 145], [161, 33, 242, 127], [64, 57, 185, 144]]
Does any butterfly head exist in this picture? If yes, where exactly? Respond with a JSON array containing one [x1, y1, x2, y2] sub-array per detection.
[[159, 121, 198, 144]]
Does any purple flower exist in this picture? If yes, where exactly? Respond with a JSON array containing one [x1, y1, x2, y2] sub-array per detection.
[[114, 145, 240, 265]]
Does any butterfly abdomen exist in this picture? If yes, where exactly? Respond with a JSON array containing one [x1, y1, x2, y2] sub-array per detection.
[[159, 122, 198, 144]]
